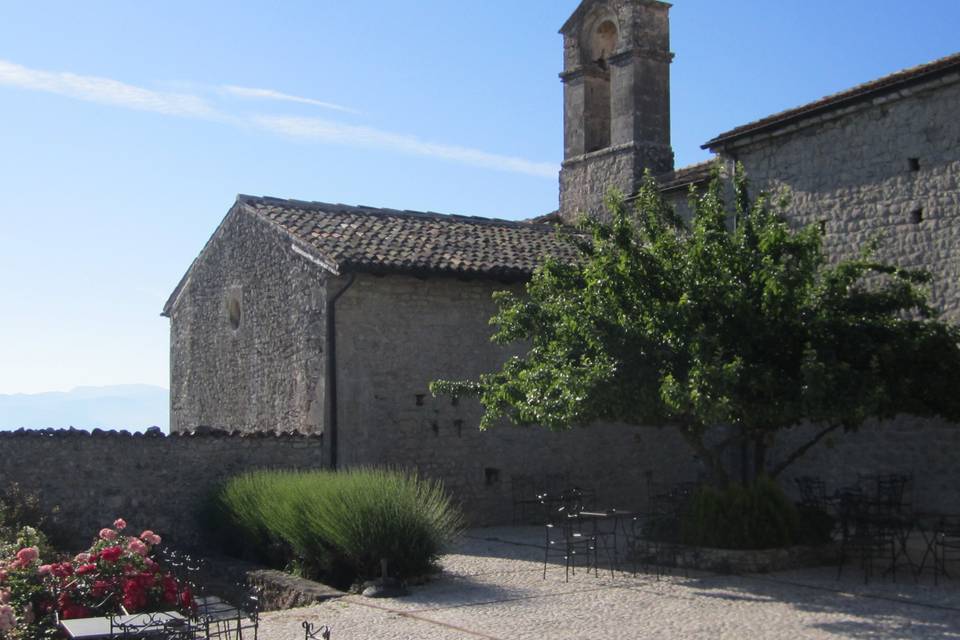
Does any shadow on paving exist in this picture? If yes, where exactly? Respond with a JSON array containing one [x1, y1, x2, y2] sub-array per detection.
[[453, 527, 960, 638], [669, 568, 960, 639]]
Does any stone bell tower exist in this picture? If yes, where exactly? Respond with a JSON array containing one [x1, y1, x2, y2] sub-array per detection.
[[558, 0, 675, 221]]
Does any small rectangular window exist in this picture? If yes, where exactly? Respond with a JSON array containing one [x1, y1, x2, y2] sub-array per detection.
[[911, 208, 923, 224], [908, 158, 920, 172]]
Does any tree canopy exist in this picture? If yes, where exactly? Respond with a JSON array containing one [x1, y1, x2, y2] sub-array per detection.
[[431, 168, 960, 483]]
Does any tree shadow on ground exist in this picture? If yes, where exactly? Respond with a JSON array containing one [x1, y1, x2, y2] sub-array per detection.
[[676, 568, 960, 639], [454, 527, 960, 638]]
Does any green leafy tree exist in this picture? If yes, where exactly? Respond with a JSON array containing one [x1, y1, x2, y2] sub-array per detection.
[[432, 167, 960, 484]]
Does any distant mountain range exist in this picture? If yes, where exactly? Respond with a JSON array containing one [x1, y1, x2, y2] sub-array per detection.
[[0, 385, 169, 432]]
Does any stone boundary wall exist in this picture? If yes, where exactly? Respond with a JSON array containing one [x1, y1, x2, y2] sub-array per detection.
[[778, 415, 960, 514], [0, 428, 324, 551]]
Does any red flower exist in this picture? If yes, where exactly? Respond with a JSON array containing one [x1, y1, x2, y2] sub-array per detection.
[[61, 604, 90, 620], [75, 563, 98, 576], [58, 594, 90, 620], [92, 580, 113, 598], [122, 578, 148, 612], [100, 546, 123, 563], [161, 575, 180, 604], [180, 585, 194, 611]]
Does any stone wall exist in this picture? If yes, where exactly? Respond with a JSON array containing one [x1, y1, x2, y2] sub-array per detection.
[[730, 73, 960, 322], [560, 141, 672, 221], [776, 416, 960, 514], [167, 204, 328, 434], [0, 428, 323, 551], [334, 273, 702, 524]]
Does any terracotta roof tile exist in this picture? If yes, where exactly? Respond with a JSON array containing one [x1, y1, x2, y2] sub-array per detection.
[[654, 160, 716, 192], [239, 195, 579, 280]]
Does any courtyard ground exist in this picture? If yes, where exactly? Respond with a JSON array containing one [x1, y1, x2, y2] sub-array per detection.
[[259, 526, 960, 639]]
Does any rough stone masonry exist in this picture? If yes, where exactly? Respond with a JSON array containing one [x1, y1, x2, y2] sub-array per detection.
[[156, 0, 960, 521]]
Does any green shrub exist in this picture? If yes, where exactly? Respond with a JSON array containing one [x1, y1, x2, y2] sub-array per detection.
[[0, 483, 57, 558], [212, 468, 463, 587], [795, 505, 835, 546], [681, 477, 800, 550]]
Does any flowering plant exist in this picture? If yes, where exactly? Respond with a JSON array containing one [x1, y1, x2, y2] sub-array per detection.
[[0, 518, 191, 639]]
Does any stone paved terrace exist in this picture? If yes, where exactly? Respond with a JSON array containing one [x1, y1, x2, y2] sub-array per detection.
[[260, 527, 960, 639]]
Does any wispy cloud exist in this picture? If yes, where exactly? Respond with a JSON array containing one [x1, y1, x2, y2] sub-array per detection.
[[0, 58, 556, 178], [221, 85, 358, 114], [254, 115, 557, 178], [0, 59, 220, 119]]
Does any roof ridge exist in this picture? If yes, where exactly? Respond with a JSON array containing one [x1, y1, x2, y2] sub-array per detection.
[[704, 50, 960, 148], [237, 194, 559, 231]]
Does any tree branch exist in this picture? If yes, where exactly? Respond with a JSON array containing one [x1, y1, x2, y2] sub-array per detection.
[[675, 423, 729, 486], [769, 422, 843, 478]]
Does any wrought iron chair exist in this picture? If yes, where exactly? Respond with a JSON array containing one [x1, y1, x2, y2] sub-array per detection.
[[795, 476, 829, 509], [303, 621, 332, 640], [541, 489, 613, 581], [625, 511, 682, 580], [626, 484, 698, 579], [934, 515, 960, 585], [194, 586, 260, 640], [865, 473, 913, 574], [836, 490, 898, 584]]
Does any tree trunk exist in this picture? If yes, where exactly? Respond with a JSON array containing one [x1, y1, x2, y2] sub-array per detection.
[[752, 436, 767, 483], [676, 424, 729, 487]]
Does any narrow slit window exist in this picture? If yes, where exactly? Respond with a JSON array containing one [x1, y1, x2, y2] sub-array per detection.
[[911, 208, 924, 224], [908, 158, 921, 172], [225, 294, 242, 330]]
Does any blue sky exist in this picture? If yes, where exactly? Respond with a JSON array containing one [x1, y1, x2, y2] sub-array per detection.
[[1, 0, 958, 395]]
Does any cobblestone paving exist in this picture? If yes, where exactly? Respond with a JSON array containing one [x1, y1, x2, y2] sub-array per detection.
[[260, 527, 960, 639]]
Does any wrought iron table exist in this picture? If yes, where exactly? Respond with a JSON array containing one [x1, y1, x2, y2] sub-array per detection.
[[60, 611, 187, 639]]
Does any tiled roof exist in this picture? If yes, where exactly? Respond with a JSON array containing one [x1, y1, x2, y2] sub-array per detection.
[[239, 195, 580, 280], [704, 51, 960, 149], [654, 160, 716, 192]]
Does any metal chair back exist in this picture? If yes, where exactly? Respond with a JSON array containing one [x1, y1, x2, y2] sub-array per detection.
[[303, 621, 332, 639]]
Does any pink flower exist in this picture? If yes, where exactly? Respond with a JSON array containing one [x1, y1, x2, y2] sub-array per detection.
[[0, 570, 7, 583], [140, 530, 162, 546], [16, 547, 39, 565], [74, 553, 91, 564], [38, 564, 53, 576], [99, 528, 118, 541], [75, 563, 98, 576], [127, 539, 148, 557], [0, 589, 9, 604], [0, 604, 16, 633], [113, 518, 127, 530]]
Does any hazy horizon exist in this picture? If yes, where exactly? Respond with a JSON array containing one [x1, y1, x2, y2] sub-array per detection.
[[0, 384, 169, 432]]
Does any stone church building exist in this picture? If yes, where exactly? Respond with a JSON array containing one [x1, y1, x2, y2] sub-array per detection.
[[163, 0, 960, 521]]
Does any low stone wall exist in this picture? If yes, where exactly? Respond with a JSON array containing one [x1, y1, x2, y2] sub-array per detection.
[[675, 544, 839, 575], [0, 428, 324, 551], [198, 556, 345, 611]]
